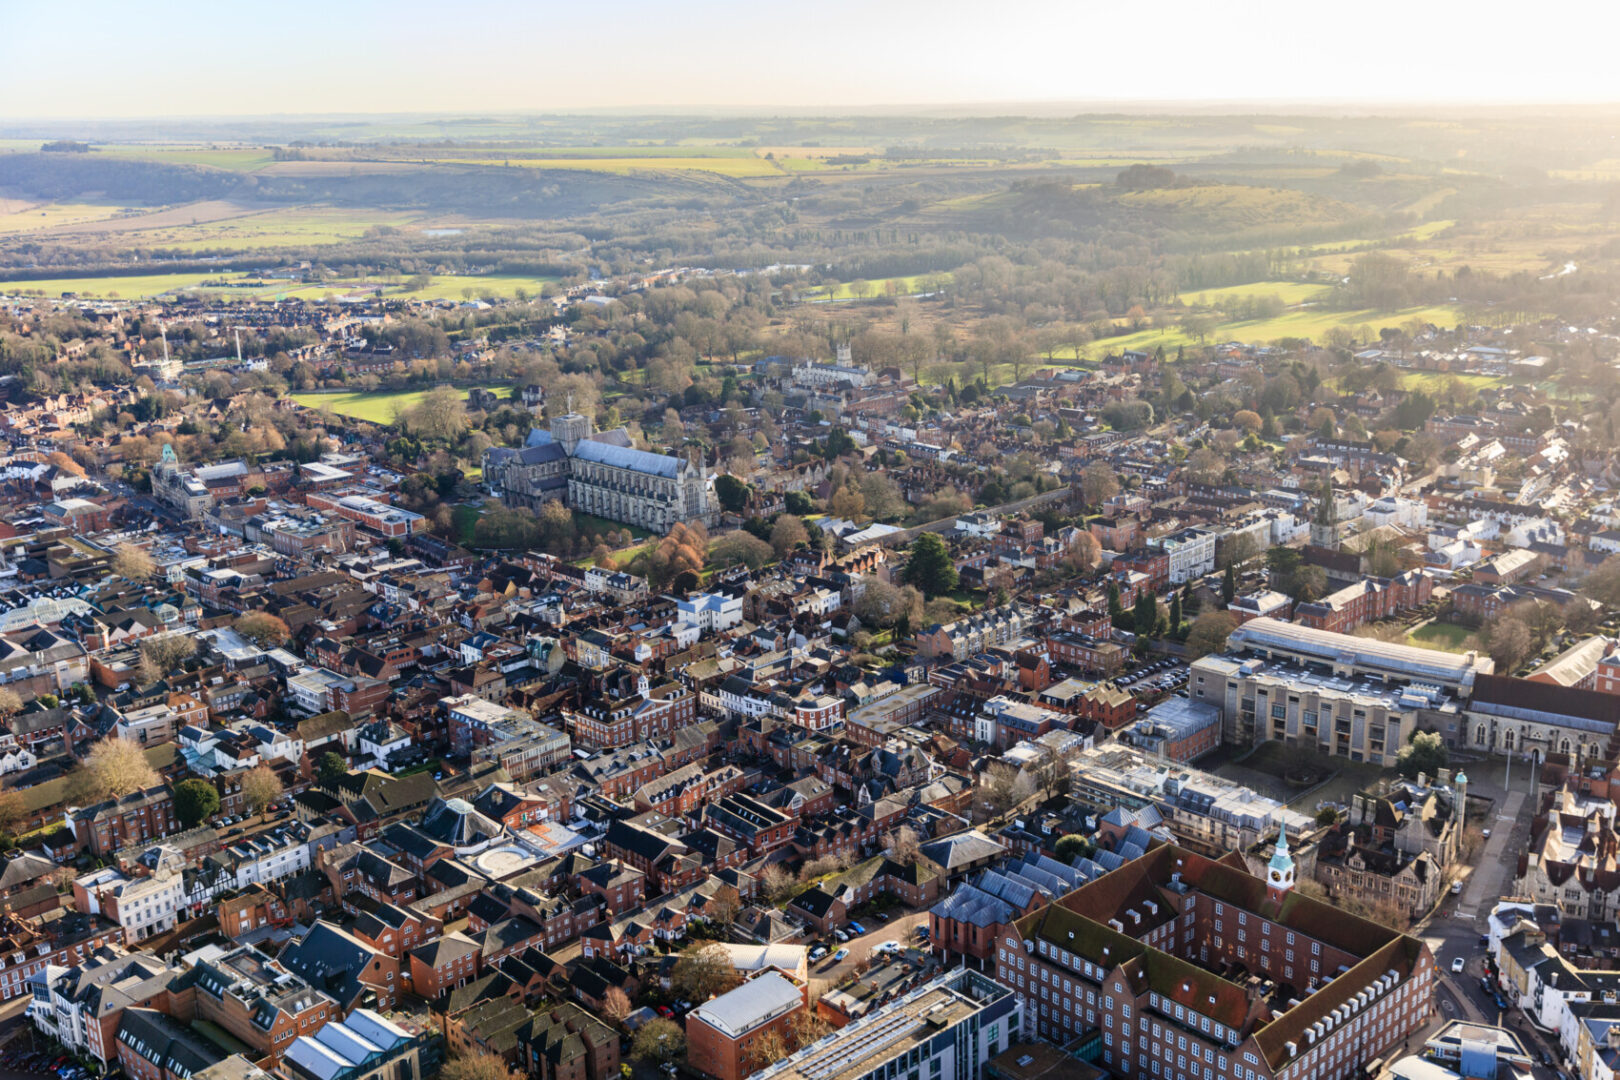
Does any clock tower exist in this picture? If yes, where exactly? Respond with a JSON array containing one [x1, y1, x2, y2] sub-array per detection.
[[1266, 827, 1295, 904]]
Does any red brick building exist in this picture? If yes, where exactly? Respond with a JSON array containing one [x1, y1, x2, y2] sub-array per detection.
[[998, 843, 1433, 1080], [1294, 571, 1432, 634], [686, 972, 807, 1080]]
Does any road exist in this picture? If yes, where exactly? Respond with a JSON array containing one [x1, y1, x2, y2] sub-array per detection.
[[1411, 767, 1564, 1077]]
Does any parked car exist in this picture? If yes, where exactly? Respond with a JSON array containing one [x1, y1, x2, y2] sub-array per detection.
[[834, 930, 848, 943], [874, 912, 890, 922], [809, 946, 828, 961], [849, 921, 867, 935], [831, 948, 848, 963], [872, 940, 901, 955]]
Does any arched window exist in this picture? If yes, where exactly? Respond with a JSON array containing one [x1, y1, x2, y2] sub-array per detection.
[[1476, 724, 1488, 746], [1504, 730, 1514, 751], [1561, 739, 1572, 756]]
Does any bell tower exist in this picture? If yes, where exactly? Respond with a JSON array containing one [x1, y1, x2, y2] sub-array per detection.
[[1266, 827, 1295, 903]]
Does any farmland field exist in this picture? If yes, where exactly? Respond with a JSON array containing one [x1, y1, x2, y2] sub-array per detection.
[[0, 200, 138, 234], [1062, 302, 1468, 357], [810, 273, 953, 300], [0, 270, 556, 302], [290, 385, 515, 424], [110, 206, 423, 250], [0, 271, 294, 299], [428, 156, 783, 177], [1176, 280, 1330, 307]]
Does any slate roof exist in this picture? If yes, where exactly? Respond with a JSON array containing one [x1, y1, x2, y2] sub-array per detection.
[[280, 922, 382, 1012]]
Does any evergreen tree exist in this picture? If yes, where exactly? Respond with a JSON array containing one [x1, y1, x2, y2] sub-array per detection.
[[1133, 590, 1158, 637], [1107, 579, 1123, 618], [1169, 592, 1182, 635], [1221, 564, 1237, 606], [903, 533, 958, 599]]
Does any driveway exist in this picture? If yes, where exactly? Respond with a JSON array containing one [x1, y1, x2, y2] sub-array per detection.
[[809, 909, 930, 990]]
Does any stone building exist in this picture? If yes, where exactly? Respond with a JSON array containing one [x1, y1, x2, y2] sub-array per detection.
[[483, 412, 714, 534]]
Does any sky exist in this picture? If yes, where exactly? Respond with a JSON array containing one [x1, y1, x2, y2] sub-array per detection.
[[4, 0, 1616, 119]]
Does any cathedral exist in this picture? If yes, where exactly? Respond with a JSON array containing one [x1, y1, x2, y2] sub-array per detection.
[[482, 411, 715, 534]]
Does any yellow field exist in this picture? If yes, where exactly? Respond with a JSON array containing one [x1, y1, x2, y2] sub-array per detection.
[[1176, 281, 1329, 307], [809, 272, 952, 300], [429, 155, 783, 177], [0, 201, 137, 234]]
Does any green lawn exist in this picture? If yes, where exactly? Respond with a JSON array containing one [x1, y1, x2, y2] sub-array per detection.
[[452, 505, 482, 546], [1406, 621, 1475, 653], [290, 385, 514, 424]]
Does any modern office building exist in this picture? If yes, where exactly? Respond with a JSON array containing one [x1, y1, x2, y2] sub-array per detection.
[[752, 969, 1020, 1080], [1191, 618, 1492, 763]]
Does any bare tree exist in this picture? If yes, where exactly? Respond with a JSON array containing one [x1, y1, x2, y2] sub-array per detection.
[[138, 633, 197, 683], [112, 543, 157, 581], [240, 764, 284, 817], [671, 942, 740, 1001], [884, 825, 921, 863], [601, 987, 632, 1024], [77, 739, 160, 802], [981, 762, 1035, 817], [441, 1052, 519, 1080], [759, 863, 796, 903]]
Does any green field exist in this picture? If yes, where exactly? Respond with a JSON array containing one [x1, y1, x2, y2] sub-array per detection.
[[290, 385, 515, 423], [128, 206, 423, 251], [0, 271, 293, 299], [1397, 371, 1502, 393], [1406, 621, 1475, 653], [431, 155, 782, 177], [1177, 280, 1330, 306], [0, 269, 555, 302], [810, 272, 953, 300], [91, 145, 279, 171], [1062, 302, 1466, 357]]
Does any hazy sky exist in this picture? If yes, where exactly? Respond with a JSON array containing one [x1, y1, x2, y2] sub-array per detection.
[[4, 0, 1615, 119]]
